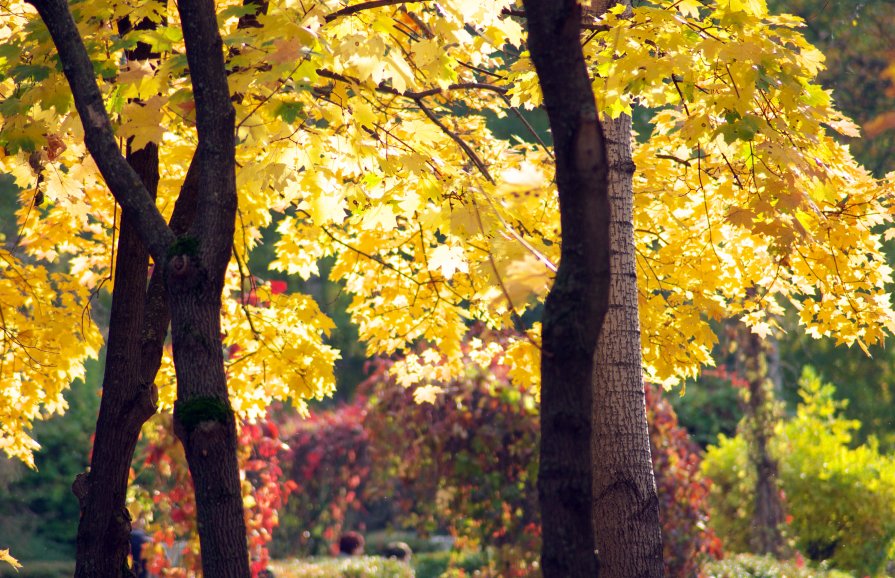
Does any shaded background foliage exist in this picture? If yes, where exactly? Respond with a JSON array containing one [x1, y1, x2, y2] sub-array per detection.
[[702, 369, 895, 576], [0, 361, 100, 561], [271, 341, 719, 577]]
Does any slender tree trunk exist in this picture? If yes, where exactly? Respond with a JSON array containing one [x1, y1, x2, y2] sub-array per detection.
[[591, 110, 665, 577], [167, 1, 248, 575], [73, 19, 160, 576], [522, 1, 611, 576], [73, 146, 158, 578], [733, 321, 786, 557]]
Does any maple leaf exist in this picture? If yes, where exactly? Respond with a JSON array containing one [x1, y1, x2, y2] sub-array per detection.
[[428, 245, 468, 280], [270, 38, 304, 66], [118, 95, 167, 151], [413, 384, 443, 405], [360, 204, 397, 231]]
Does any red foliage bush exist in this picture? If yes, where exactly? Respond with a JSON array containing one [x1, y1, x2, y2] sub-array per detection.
[[133, 414, 292, 577], [273, 402, 372, 557], [274, 340, 722, 577]]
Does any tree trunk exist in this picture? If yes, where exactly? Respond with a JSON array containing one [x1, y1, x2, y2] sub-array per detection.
[[33, 0, 249, 572], [168, 0, 248, 575], [585, 3, 665, 574], [733, 322, 786, 557], [73, 19, 160, 577], [522, 1, 611, 576], [591, 109, 665, 577], [73, 144, 158, 578]]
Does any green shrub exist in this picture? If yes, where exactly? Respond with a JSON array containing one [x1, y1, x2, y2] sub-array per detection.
[[703, 368, 895, 576], [413, 551, 452, 578], [270, 556, 414, 578], [703, 553, 853, 578], [701, 433, 753, 554], [412, 550, 491, 578]]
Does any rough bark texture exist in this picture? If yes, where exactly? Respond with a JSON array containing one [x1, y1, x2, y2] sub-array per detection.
[[74, 145, 159, 578], [522, 1, 611, 576], [32, 0, 248, 574], [591, 111, 665, 578], [584, 3, 665, 574], [71, 154, 200, 578], [734, 322, 786, 557], [169, 0, 248, 575], [72, 18, 161, 578]]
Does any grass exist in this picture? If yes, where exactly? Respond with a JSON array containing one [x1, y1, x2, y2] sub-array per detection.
[[269, 556, 414, 578]]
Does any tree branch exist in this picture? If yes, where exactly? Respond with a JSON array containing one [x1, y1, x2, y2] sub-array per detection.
[[324, 0, 428, 22], [176, 0, 237, 277], [415, 98, 494, 183], [26, 0, 176, 264], [316, 68, 507, 100]]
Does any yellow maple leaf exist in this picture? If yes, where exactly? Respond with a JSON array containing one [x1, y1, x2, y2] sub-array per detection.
[[0, 548, 21, 571], [428, 244, 468, 280], [413, 384, 443, 404], [117, 95, 167, 151]]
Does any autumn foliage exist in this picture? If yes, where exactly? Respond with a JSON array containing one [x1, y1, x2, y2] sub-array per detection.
[[2, 0, 895, 572], [275, 402, 372, 557], [132, 415, 293, 577], [270, 340, 719, 576]]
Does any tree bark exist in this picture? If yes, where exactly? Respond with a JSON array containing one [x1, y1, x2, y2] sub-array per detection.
[[31, 0, 249, 574], [591, 111, 665, 578], [168, 0, 248, 575], [73, 143, 159, 578], [733, 322, 786, 557], [585, 3, 665, 574], [522, 1, 611, 576], [73, 17, 161, 578]]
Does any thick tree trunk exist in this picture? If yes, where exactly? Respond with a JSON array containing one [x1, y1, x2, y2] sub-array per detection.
[[522, 1, 611, 576], [591, 111, 665, 577], [733, 322, 786, 557]]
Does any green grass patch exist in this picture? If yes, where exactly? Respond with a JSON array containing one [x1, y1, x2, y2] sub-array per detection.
[[269, 556, 413, 578]]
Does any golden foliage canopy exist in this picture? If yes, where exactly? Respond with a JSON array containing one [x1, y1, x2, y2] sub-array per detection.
[[0, 0, 892, 462]]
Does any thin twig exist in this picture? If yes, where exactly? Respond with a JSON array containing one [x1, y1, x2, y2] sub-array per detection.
[[500, 94, 554, 159]]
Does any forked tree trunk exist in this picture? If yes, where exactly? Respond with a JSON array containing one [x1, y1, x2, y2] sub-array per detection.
[[591, 111, 665, 578], [32, 0, 250, 574], [522, 1, 611, 576]]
